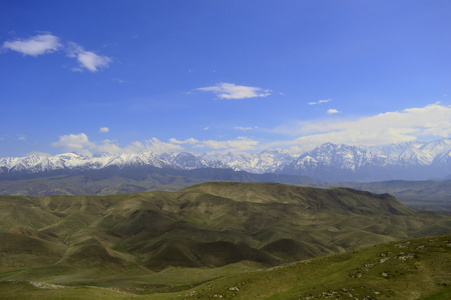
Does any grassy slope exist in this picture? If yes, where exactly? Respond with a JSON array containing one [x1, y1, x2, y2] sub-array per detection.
[[1, 234, 450, 299], [171, 234, 451, 300], [1, 182, 451, 298]]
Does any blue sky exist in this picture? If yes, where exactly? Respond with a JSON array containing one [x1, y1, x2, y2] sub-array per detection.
[[1, 0, 451, 157]]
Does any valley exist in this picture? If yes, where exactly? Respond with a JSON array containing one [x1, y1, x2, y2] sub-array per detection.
[[1, 182, 451, 298]]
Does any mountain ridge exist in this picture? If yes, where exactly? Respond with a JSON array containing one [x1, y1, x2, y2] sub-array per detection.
[[1, 138, 451, 182]]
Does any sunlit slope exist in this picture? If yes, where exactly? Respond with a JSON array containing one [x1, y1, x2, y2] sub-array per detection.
[[157, 234, 451, 300], [0, 182, 450, 274], [1, 235, 450, 299]]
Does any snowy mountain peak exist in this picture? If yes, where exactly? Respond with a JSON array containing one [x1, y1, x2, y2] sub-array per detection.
[[1, 138, 451, 182]]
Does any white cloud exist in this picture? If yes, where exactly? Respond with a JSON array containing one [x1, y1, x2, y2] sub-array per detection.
[[99, 127, 109, 133], [272, 103, 451, 147], [145, 138, 185, 154], [2, 34, 111, 73], [47, 103, 451, 157], [51, 134, 184, 156], [2, 34, 61, 56], [198, 137, 259, 151], [326, 109, 340, 115], [51, 133, 96, 156], [17, 135, 26, 141], [123, 141, 146, 153], [48, 133, 257, 155], [67, 42, 111, 72], [27, 151, 51, 157], [197, 83, 271, 99], [95, 139, 121, 153], [98, 138, 185, 155], [168, 136, 259, 152], [203, 126, 209, 131], [169, 138, 199, 144], [101, 139, 116, 143], [308, 98, 332, 105]]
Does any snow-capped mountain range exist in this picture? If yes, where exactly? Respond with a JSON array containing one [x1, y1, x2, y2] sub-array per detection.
[[1, 139, 451, 182]]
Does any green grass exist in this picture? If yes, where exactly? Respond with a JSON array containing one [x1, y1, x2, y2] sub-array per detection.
[[1, 234, 450, 299], [1, 182, 451, 299]]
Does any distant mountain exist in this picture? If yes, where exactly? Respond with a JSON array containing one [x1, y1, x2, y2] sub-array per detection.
[[281, 139, 451, 181], [0, 165, 317, 197], [1, 138, 451, 182], [201, 149, 295, 173], [324, 179, 451, 213]]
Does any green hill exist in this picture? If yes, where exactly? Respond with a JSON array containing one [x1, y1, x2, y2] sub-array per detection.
[[158, 234, 451, 299], [1, 234, 450, 299], [0, 182, 450, 298], [3, 169, 451, 213]]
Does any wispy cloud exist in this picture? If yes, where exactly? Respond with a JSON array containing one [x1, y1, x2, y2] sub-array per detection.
[[2, 34, 61, 56], [234, 126, 258, 131], [67, 42, 111, 72], [197, 83, 271, 99], [1, 33, 111, 72], [308, 98, 332, 105], [273, 103, 451, 147], [99, 127, 109, 133]]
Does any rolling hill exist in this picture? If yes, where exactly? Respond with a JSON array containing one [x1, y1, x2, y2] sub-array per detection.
[[1, 182, 450, 282], [1, 234, 450, 299], [1, 182, 451, 299]]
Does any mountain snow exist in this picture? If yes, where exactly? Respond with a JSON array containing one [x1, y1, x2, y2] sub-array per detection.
[[1, 139, 451, 182]]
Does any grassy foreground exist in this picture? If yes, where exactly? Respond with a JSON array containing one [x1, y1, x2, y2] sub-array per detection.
[[1, 234, 450, 299]]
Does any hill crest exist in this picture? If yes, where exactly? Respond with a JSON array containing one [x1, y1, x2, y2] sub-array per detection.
[[180, 182, 414, 215]]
